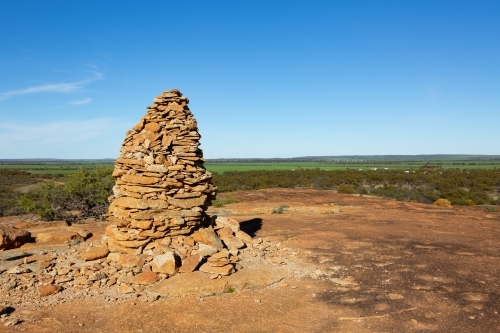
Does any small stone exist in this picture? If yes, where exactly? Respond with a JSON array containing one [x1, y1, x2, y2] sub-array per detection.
[[81, 245, 110, 261], [4, 318, 21, 327], [88, 272, 107, 281], [191, 227, 223, 250], [39, 276, 55, 284], [199, 263, 235, 276], [126, 271, 159, 285], [39, 260, 52, 269], [215, 216, 240, 233], [77, 229, 92, 239], [193, 244, 218, 257], [118, 254, 146, 269], [179, 254, 202, 273], [38, 284, 62, 297], [6, 280, 17, 290], [221, 236, 245, 250], [151, 252, 178, 275], [117, 285, 134, 294]]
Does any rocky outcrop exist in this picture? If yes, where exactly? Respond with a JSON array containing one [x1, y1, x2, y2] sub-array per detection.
[[0, 225, 31, 250]]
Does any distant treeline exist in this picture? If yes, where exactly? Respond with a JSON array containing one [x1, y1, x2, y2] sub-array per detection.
[[213, 168, 500, 206]]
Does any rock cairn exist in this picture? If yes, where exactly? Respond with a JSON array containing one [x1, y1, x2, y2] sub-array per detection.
[[103, 89, 249, 278]]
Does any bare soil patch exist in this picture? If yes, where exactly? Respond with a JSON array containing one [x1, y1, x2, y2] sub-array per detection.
[[2, 188, 500, 332]]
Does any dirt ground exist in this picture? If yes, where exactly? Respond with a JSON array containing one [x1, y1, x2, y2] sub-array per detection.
[[2, 188, 500, 332]]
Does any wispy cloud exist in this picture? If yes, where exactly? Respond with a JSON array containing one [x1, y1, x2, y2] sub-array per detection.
[[69, 97, 92, 106], [0, 118, 124, 145], [0, 71, 103, 101]]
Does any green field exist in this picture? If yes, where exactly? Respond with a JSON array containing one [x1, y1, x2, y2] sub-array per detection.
[[1, 156, 499, 175], [0, 163, 113, 175], [204, 161, 500, 173]]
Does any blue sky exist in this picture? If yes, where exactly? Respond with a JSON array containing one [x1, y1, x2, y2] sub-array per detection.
[[0, 0, 499, 159]]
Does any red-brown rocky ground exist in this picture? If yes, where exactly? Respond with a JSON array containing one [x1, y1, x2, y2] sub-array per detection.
[[2, 188, 500, 332]]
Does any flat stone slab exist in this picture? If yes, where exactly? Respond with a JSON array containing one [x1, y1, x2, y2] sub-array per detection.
[[147, 263, 284, 297]]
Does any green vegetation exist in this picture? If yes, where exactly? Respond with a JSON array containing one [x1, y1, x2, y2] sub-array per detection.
[[483, 205, 499, 213], [212, 168, 500, 206], [271, 204, 289, 214], [212, 194, 239, 208], [17, 166, 114, 220], [205, 155, 500, 173], [0, 160, 114, 175], [1, 156, 499, 220]]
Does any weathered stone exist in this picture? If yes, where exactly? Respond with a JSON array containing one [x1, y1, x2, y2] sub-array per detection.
[[217, 227, 234, 238], [120, 175, 161, 185], [179, 254, 202, 273], [146, 164, 169, 173], [115, 239, 151, 248], [193, 243, 218, 257], [215, 216, 241, 233], [221, 236, 246, 250], [81, 245, 110, 261], [168, 195, 207, 209], [108, 237, 140, 254], [151, 252, 178, 275], [112, 197, 169, 210], [116, 157, 145, 166], [118, 254, 146, 268], [191, 227, 223, 250], [88, 272, 107, 281], [130, 209, 201, 220], [0, 225, 31, 250], [130, 219, 153, 229], [145, 122, 161, 133], [235, 230, 253, 246], [198, 263, 235, 276], [210, 249, 229, 260], [38, 284, 61, 297], [206, 258, 230, 267]]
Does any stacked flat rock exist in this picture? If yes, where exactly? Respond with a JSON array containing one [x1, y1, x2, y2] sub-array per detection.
[[106, 89, 217, 255]]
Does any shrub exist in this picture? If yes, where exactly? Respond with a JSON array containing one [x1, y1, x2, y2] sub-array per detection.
[[464, 199, 476, 206], [433, 198, 452, 208], [337, 184, 355, 194], [272, 204, 289, 214], [483, 205, 499, 213], [212, 194, 238, 208], [17, 166, 114, 220]]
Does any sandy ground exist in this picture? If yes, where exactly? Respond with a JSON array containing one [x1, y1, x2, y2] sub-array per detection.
[[2, 188, 500, 332]]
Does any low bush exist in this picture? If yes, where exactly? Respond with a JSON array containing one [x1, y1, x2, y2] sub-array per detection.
[[212, 194, 238, 208], [464, 199, 476, 206], [17, 166, 114, 220], [434, 198, 452, 208], [272, 204, 289, 214], [337, 184, 355, 194], [483, 205, 499, 213]]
